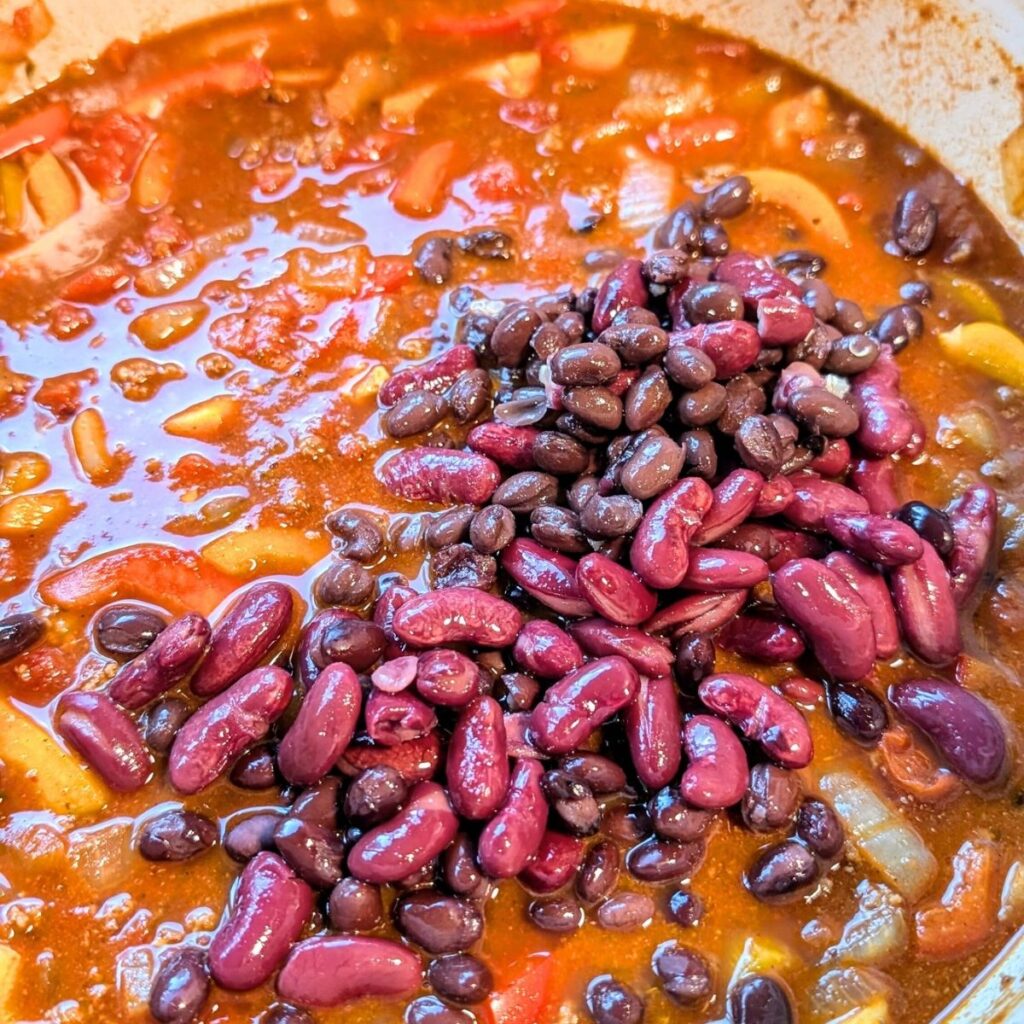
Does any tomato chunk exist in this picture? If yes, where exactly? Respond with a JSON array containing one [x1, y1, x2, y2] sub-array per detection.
[[484, 955, 554, 1024]]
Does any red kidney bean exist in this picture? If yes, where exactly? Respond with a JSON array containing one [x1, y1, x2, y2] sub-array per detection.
[[764, 526, 829, 570], [643, 590, 747, 638], [717, 614, 805, 663], [55, 691, 152, 792], [890, 678, 1007, 787], [850, 456, 900, 514], [529, 656, 639, 755], [781, 475, 869, 532], [746, 839, 819, 901], [698, 673, 813, 769], [379, 344, 477, 406], [680, 714, 748, 809], [751, 474, 794, 518], [273, 816, 345, 889], [518, 829, 585, 893], [108, 612, 211, 710], [630, 478, 713, 589], [191, 582, 293, 697], [415, 649, 482, 707], [692, 470, 764, 545], [850, 346, 917, 456], [946, 484, 997, 608], [348, 781, 457, 883], [466, 422, 538, 470], [512, 620, 583, 680], [772, 558, 876, 680], [576, 552, 657, 626], [392, 587, 522, 647], [670, 320, 761, 378], [277, 663, 361, 786], [823, 551, 900, 658], [681, 548, 768, 591], [569, 618, 673, 678], [447, 696, 509, 820], [208, 851, 313, 991], [824, 512, 923, 567], [169, 666, 293, 795], [592, 258, 647, 333], [626, 836, 706, 883], [478, 758, 547, 878], [394, 890, 483, 954], [372, 655, 418, 693], [890, 541, 962, 666], [715, 251, 802, 305], [624, 675, 682, 789], [277, 935, 422, 1007], [796, 797, 845, 858], [373, 583, 416, 644], [501, 538, 592, 616], [756, 294, 815, 345], [377, 447, 501, 505], [338, 730, 441, 783], [808, 437, 852, 477], [149, 946, 209, 1024]]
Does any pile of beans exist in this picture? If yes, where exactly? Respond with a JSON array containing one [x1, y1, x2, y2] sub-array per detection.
[[1, 176, 1009, 1024]]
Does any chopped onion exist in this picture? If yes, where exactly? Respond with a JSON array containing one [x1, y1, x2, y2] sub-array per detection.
[[824, 880, 908, 967], [617, 152, 675, 233], [812, 965, 895, 1021], [999, 859, 1024, 924]]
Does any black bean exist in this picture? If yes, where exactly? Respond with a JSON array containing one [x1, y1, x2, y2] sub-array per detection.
[[550, 343, 621, 386], [788, 385, 859, 437], [541, 769, 601, 835], [680, 428, 718, 479], [586, 976, 645, 1024], [529, 505, 589, 554], [469, 505, 516, 555], [139, 810, 217, 862], [499, 671, 540, 712], [458, 229, 514, 261], [575, 287, 598, 316], [776, 248, 827, 278], [143, 697, 190, 754], [602, 802, 652, 844], [796, 798, 845, 859], [535, 290, 574, 319], [344, 766, 408, 826], [620, 432, 683, 500], [831, 298, 868, 335], [700, 221, 730, 258], [624, 365, 672, 432], [900, 279, 932, 304], [274, 817, 345, 889], [562, 387, 623, 431], [742, 764, 801, 832], [599, 322, 668, 364], [648, 788, 714, 842], [492, 472, 559, 514], [792, 321, 836, 369], [319, 616, 386, 672], [702, 174, 752, 220], [491, 306, 544, 367], [314, 557, 375, 607], [328, 877, 383, 932], [405, 996, 474, 1024], [290, 776, 342, 827], [223, 812, 280, 862], [94, 605, 166, 659], [149, 947, 209, 1024], [666, 889, 704, 927], [529, 322, 569, 360], [566, 475, 599, 513], [678, 382, 727, 426], [448, 369, 492, 424], [230, 744, 278, 789], [893, 188, 938, 257], [825, 680, 888, 746], [456, 311, 498, 348], [717, 374, 768, 435], [415, 237, 454, 285], [746, 840, 819, 901], [654, 201, 701, 252], [325, 507, 384, 563], [533, 431, 590, 475], [674, 634, 715, 688], [576, 839, 621, 904], [261, 1007, 314, 1024], [802, 278, 837, 321], [897, 500, 955, 555], [652, 942, 713, 1007], [493, 386, 547, 427], [432, 543, 498, 590], [555, 413, 609, 446], [825, 332, 880, 374], [528, 896, 584, 933], [664, 345, 715, 389], [734, 414, 784, 476], [560, 753, 627, 795], [383, 389, 449, 438], [555, 311, 586, 343], [874, 303, 924, 352], [580, 494, 643, 540], [729, 975, 794, 1024], [444, 834, 490, 900], [596, 892, 655, 931], [428, 954, 493, 1005], [643, 248, 690, 287], [427, 506, 475, 549], [685, 282, 744, 324]]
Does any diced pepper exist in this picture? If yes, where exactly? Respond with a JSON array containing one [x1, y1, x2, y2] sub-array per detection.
[[369, 254, 414, 294], [200, 525, 331, 577], [129, 299, 209, 349], [124, 58, 271, 119], [767, 86, 830, 148], [938, 321, 1024, 391], [484, 954, 554, 1024], [324, 51, 395, 123], [24, 150, 78, 228], [745, 167, 851, 246], [391, 140, 457, 217], [291, 245, 371, 297], [414, 0, 565, 38], [0, 159, 25, 231], [465, 51, 541, 99], [931, 270, 1004, 325], [163, 395, 242, 442], [551, 23, 636, 73], [0, 101, 70, 161], [133, 248, 205, 298]]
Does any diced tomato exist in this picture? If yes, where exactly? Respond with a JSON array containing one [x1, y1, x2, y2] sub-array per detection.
[[59, 261, 131, 304], [33, 369, 98, 420], [167, 453, 221, 492], [9, 645, 75, 699], [471, 158, 526, 202], [0, 102, 70, 161], [208, 286, 307, 371], [142, 210, 192, 261], [390, 140, 457, 217], [124, 58, 272, 118], [648, 115, 743, 155], [484, 955, 554, 1024], [413, 0, 565, 38], [38, 543, 237, 616], [69, 111, 153, 194], [876, 723, 963, 805], [369, 255, 414, 295], [47, 303, 95, 339]]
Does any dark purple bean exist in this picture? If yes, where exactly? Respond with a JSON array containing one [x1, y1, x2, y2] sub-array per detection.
[[674, 633, 715, 687], [874, 303, 923, 351], [741, 763, 801, 832], [383, 389, 449, 438], [447, 696, 509, 820], [685, 282, 745, 324], [580, 495, 644, 541], [394, 587, 523, 647], [677, 381, 727, 425], [746, 840, 819, 901], [458, 228, 514, 260], [276, 935, 422, 1007], [664, 344, 716, 389], [149, 947, 209, 1024], [825, 332, 880, 374], [168, 666, 293, 795], [55, 690, 152, 792], [897, 500, 955, 557], [630, 478, 714, 590], [529, 505, 589, 555], [224, 811, 281, 862], [208, 852, 314, 991], [395, 890, 483, 954], [143, 697, 190, 754], [448, 368, 492, 424], [681, 714, 747, 809], [519, 830, 585, 892], [290, 777, 342, 828], [550, 343, 621, 386], [528, 896, 584, 933], [478, 758, 547, 878], [541, 769, 601, 836], [802, 277, 836, 320], [824, 511, 923, 566], [717, 614, 805, 664], [432, 542, 497, 591], [560, 753, 627, 796], [626, 836, 705, 883], [625, 675, 682, 789], [655, 201, 700, 252], [643, 248, 690, 286], [585, 976, 644, 1024], [490, 306, 544, 367], [261, 1007, 314, 1024], [788, 385, 859, 437], [531, 322, 569, 360], [890, 542, 962, 666], [417, 649, 482, 707], [493, 388, 547, 428], [348, 781, 458, 884], [596, 892, 655, 932], [428, 954, 492, 1005], [624, 365, 673, 432], [666, 889, 704, 927], [344, 765, 408, 827], [317, 615, 387, 673], [648, 787, 714, 843], [562, 386, 623, 432], [139, 809, 217, 862], [602, 802, 651, 843], [513, 620, 583, 681], [893, 188, 938, 256], [314, 558, 375, 607], [569, 618, 674, 679], [274, 816, 345, 889], [729, 975, 794, 1024], [823, 551, 901, 658], [619, 432, 683, 501], [576, 839, 621, 904], [414, 236, 453, 284], [444, 834, 490, 900], [531, 432, 590, 477], [825, 679, 888, 746], [889, 678, 1008, 787], [734, 414, 784, 477], [365, 688, 438, 747], [702, 174, 751, 219], [426, 507, 475, 550], [796, 798, 845, 858], [599, 321, 668, 364], [328, 877, 383, 932], [651, 942, 713, 1007], [946, 484, 997, 608], [0, 611, 44, 664], [405, 997, 473, 1024], [94, 604, 167, 659]]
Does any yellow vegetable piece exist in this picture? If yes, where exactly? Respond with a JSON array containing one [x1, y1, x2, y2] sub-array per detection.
[[0, 489, 76, 537], [132, 132, 179, 211], [465, 52, 541, 100], [0, 698, 108, 815], [129, 299, 209, 350], [0, 943, 20, 1020], [325, 51, 395, 122], [931, 270, 1004, 325], [381, 81, 441, 127], [767, 85, 830, 148], [827, 998, 890, 1024], [291, 245, 370, 296], [0, 451, 50, 496], [134, 249, 205, 298], [24, 150, 78, 228], [939, 321, 1024, 391], [0, 160, 25, 231], [201, 525, 330, 577], [557, 24, 636, 74], [71, 408, 123, 485], [727, 935, 796, 989], [1002, 122, 1024, 218], [163, 395, 241, 441], [745, 167, 851, 246]]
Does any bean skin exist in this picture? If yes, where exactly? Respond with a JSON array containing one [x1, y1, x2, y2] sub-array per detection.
[[416, 649, 482, 707], [823, 551, 901, 658], [513, 620, 584, 680], [681, 714, 747, 809], [946, 484, 997, 608], [348, 781, 458, 884], [630, 478, 714, 589], [55, 691, 152, 792], [447, 696, 510, 820], [644, 590, 747, 638], [168, 666, 292, 795], [478, 758, 547, 878], [393, 587, 523, 647], [519, 829, 585, 893], [377, 447, 501, 505], [772, 558, 877, 681], [501, 538, 592, 617], [729, 974, 795, 1024], [192, 582, 294, 697], [577, 552, 657, 626], [276, 935, 422, 1007], [625, 675, 682, 789], [698, 673, 813, 769], [569, 618, 674, 678], [890, 542, 962, 666], [365, 688, 437, 747], [209, 852, 314, 991], [277, 662, 361, 786], [149, 947, 209, 1024]]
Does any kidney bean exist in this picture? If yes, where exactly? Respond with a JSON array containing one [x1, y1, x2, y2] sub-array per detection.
[[224, 812, 281, 862], [208, 851, 313, 991], [808, 437, 852, 477], [825, 679, 888, 746], [890, 542, 961, 666], [671, 321, 761, 378], [691, 470, 764, 546], [95, 604, 167, 659], [446, 696, 509, 820], [678, 714, 747, 810], [893, 188, 938, 256], [149, 947, 209, 1024], [592, 258, 647, 333], [890, 679, 1007, 787], [772, 558, 876, 680], [626, 835, 705, 883], [339, 730, 441, 784], [511, 620, 583, 682], [796, 798, 845, 858], [328, 877, 383, 932], [846, 461, 896, 519], [567, 619, 671, 679], [741, 762, 801, 833], [277, 934, 421, 1007], [169, 666, 292, 795], [501, 538, 591, 617], [273, 816, 345, 889], [372, 656, 418, 694], [529, 657, 639, 755], [748, 476, 793, 519], [371, 584, 414, 645], [946, 484, 997, 607], [377, 448, 500, 506], [365, 688, 438, 748], [849, 348, 915, 456], [143, 697, 190, 754], [824, 511, 923, 567], [821, 551, 899, 659], [717, 614, 805, 664], [443, 834, 489, 899], [139, 809, 217, 862], [395, 890, 483, 954], [348, 781, 457, 884], [781, 476, 868, 533], [275, 663, 360, 786], [630, 478, 713, 589], [380, 345, 477, 407], [477, 758, 547, 878], [746, 839, 819, 901], [428, 954, 492, 1006], [518, 830, 585, 892], [716, 251, 803, 305], [681, 548, 769, 591], [595, 892, 654, 932], [528, 896, 584, 933], [413, 650, 480, 707], [575, 553, 656, 627], [645, 591, 747, 639], [651, 941, 713, 1008], [621, 675, 680, 789], [756, 294, 815, 346], [393, 587, 523, 648], [55, 690, 152, 792], [698, 673, 812, 769]]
